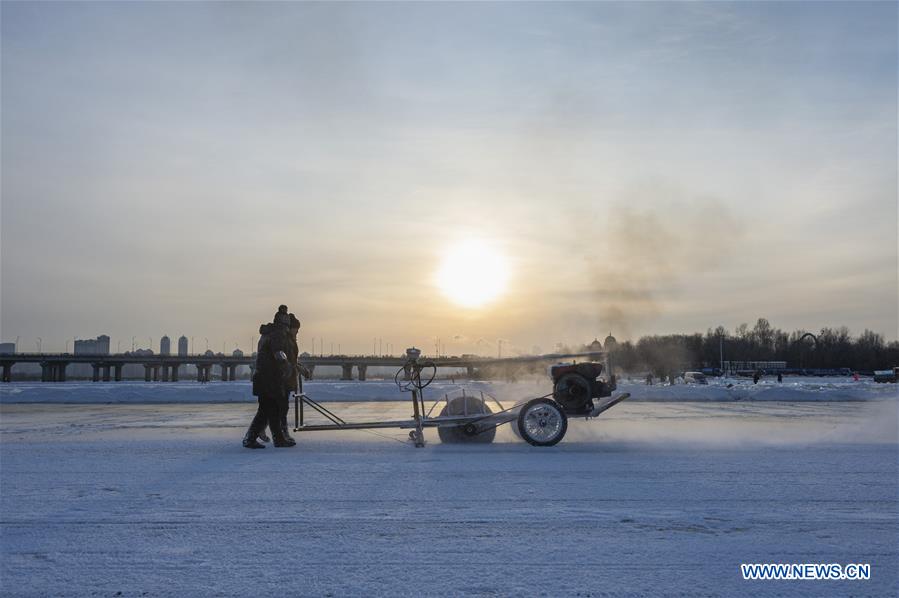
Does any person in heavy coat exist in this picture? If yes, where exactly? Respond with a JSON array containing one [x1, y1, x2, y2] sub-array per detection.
[[242, 306, 295, 448], [242, 322, 275, 447], [277, 313, 301, 442], [245, 313, 303, 445]]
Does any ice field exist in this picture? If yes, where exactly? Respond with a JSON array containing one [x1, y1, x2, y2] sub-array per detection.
[[1, 379, 897, 596], [1, 376, 894, 405]]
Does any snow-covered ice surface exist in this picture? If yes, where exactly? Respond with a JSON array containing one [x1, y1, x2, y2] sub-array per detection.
[[1, 376, 896, 404], [1, 384, 897, 596]]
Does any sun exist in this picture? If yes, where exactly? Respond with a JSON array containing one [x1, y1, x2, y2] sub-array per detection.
[[435, 240, 510, 308]]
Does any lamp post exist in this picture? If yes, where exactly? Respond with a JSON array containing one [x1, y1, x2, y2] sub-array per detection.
[[204, 338, 209, 352], [191, 337, 195, 355], [36, 338, 42, 353], [719, 331, 724, 374], [132, 336, 136, 352]]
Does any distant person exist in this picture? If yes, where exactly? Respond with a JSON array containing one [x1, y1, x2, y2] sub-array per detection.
[[645, 373, 654, 386], [244, 306, 290, 445], [753, 370, 761, 384], [777, 372, 783, 383], [277, 313, 301, 443], [853, 372, 860, 382], [244, 322, 272, 446], [242, 306, 295, 449]]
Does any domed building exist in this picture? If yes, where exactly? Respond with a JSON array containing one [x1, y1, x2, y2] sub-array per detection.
[[603, 333, 618, 351], [587, 338, 603, 353]]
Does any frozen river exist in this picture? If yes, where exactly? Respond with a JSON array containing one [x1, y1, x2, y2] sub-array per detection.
[[1, 395, 897, 596]]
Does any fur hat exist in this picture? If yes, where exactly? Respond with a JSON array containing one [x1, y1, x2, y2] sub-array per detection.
[[274, 312, 290, 327], [273, 305, 290, 327]]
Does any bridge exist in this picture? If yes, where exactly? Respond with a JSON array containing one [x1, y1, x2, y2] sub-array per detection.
[[0, 352, 569, 383]]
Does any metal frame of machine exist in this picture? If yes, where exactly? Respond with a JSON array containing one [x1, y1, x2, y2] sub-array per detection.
[[293, 348, 630, 447]]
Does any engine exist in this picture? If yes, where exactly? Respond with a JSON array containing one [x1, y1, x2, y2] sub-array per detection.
[[550, 362, 616, 416]]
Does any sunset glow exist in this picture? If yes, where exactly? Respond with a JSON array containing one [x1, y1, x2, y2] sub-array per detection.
[[436, 240, 509, 309]]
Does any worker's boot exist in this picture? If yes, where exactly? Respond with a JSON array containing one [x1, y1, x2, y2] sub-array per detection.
[[242, 426, 265, 449], [247, 408, 269, 443], [281, 426, 295, 444], [280, 414, 295, 443], [270, 417, 296, 447], [273, 431, 296, 448]]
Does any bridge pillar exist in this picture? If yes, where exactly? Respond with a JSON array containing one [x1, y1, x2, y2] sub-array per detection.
[[219, 364, 228, 382], [1, 363, 11, 383], [161, 365, 170, 382], [56, 363, 68, 382], [228, 364, 237, 381], [357, 364, 367, 381], [92, 364, 101, 382], [466, 366, 475, 378], [304, 365, 314, 380], [40, 363, 50, 382], [152, 366, 160, 382], [170, 364, 179, 382], [114, 364, 123, 382], [102, 365, 111, 382], [341, 364, 353, 380], [196, 365, 205, 382], [144, 365, 152, 382]]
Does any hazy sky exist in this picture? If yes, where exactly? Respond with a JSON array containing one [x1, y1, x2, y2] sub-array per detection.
[[2, 1, 896, 355]]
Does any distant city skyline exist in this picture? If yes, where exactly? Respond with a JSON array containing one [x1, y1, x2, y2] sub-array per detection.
[[2, 2, 896, 352]]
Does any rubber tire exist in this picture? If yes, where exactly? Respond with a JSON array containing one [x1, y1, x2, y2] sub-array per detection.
[[517, 398, 568, 447], [437, 396, 496, 444]]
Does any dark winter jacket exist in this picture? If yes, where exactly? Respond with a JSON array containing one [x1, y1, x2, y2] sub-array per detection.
[[286, 330, 299, 392], [252, 323, 291, 397]]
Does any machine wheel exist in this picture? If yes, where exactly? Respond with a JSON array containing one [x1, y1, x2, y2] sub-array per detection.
[[517, 398, 568, 447], [437, 396, 496, 444]]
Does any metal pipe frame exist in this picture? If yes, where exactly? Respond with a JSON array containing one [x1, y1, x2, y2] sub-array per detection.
[[292, 391, 522, 434]]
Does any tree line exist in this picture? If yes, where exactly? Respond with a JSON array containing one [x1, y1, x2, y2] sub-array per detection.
[[602, 319, 898, 376]]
